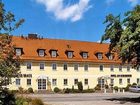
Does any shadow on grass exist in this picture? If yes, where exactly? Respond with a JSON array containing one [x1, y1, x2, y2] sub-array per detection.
[[106, 97, 140, 104]]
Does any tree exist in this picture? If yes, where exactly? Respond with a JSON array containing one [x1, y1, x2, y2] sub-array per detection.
[[101, 5, 140, 68], [0, 1, 24, 88]]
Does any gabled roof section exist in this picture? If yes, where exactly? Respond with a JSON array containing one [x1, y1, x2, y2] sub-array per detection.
[[12, 36, 120, 63]]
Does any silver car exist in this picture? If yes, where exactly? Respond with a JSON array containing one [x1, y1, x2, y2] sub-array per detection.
[[129, 85, 140, 93]]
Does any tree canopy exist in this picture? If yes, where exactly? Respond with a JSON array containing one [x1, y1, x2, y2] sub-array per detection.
[[101, 5, 140, 68], [0, 1, 24, 88]]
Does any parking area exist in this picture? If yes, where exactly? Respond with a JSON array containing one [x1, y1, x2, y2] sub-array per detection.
[[26, 92, 140, 105]]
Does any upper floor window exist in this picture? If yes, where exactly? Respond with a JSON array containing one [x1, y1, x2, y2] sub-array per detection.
[[38, 49, 45, 57], [99, 65, 103, 71], [127, 65, 130, 72], [67, 51, 73, 58], [15, 48, 22, 56], [84, 79, 88, 85], [27, 79, 31, 86], [97, 53, 103, 60], [84, 64, 88, 71], [74, 64, 78, 71], [52, 79, 57, 86], [119, 78, 123, 85], [27, 62, 32, 70], [137, 65, 140, 72], [108, 54, 113, 60], [119, 65, 122, 72], [52, 63, 57, 70], [110, 65, 114, 71], [51, 50, 57, 57], [82, 52, 88, 59], [64, 63, 68, 71], [40, 63, 45, 70], [74, 79, 78, 85]]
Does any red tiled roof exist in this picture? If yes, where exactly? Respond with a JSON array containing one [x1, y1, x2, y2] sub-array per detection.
[[12, 36, 120, 63]]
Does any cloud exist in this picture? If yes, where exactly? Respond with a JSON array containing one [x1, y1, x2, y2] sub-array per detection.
[[106, 0, 115, 5], [128, 0, 139, 6], [36, 0, 92, 22]]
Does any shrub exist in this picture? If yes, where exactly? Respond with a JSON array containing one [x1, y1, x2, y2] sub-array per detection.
[[113, 86, 118, 91], [63, 88, 71, 93], [77, 82, 83, 92], [132, 83, 137, 86], [82, 89, 95, 93], [94, 84, 101, 90], [28, 87, 34, 93], [125, 84, 131, 91], [105, 84, 109, 89], [54, 87, 60, 93], [15, 97, 30, 105], [31, 98, 44, 105], [18, 87, 24, 94]]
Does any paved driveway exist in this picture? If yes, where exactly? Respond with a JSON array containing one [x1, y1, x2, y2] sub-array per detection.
[[26, 92, 140, 105]]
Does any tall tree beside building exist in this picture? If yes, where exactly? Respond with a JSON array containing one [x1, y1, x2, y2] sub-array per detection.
[[0, 1, 24, 88], [101, 5, 140, 68]]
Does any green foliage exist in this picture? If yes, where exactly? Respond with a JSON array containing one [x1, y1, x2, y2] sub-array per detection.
[[77, 82, 83, 92], [132, 83, 137, 86], [0, 88, 16, 105], [113, 86, 118, 91], [101, 5, 140, 67], [94, 84, 101, 90], [27, 87, 34, 93], [125, 84, 131, 91], [82, 89, 95, 93], [53, 87, 60, 93], [15, 97, 31, 105], [31, 98, 44, 105]]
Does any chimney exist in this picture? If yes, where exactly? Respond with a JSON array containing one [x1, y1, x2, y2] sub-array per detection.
[[28, 33, 38, 39]]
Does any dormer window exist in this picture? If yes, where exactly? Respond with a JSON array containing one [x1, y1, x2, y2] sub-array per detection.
[[82, 52, 88, 59], [51, 50, 57, 57], [97, 53, 103, 60], [67, 51, 73, 58], [107, 53, 113, 60], [15, 48, 22, 56], [38, 49, 45, 57]]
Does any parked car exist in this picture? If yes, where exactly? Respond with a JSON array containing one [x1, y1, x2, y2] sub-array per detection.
[[129, 85, 140, 93]]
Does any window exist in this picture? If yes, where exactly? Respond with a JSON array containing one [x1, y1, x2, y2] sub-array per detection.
[[98, 79, 104, 89], [119, 79, 122, 85], [68, 51, 73, 58], [74, 64, 78, 71], [127, 78, 130, 84], [110, 65, 114, 71], [27, 79, 31, 86], [137, 78, 140, 84], [119, 65, 122, 72], [108, 54, 113, 60], [110, 79, 114, 85], [64, 79, 68, 86], [38, 79, 46, 90], [15, 48, 22, 56], [64, 63, 67, 71], [52, 79, 57, 86], [40, 63, 45, 70], [52, 63, 57, 70], [82, 52, 88, 59], [84, 79, 88, 85], [74, 79, 78, 85], [27, 62, 32, 70], [127, 65, 130, 72], [39, 50, 45, 57], [51, 50, 57, 57], [84, 64, 88, 71], [16, 79, 20, 85], [98, 53, 103, 60], [137, 66, 140, 72], [99, 65, 103, 71]]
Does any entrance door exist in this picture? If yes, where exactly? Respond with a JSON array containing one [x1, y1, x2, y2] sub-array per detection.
[[38, 79, 46, 90], [98, 79, 105, 90]]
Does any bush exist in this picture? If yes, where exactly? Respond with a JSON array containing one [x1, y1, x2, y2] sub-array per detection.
[[77, 82, 83, 92], [125, 84, 131, 91], [18, 87, 25, 94], [113, 86, 118, 91], [31, 98, 44, 105], [63, 88, 71, 93], [28, 87, 34, 93], [82, 89, 95, 93], [132, 83, 137, 86], [54, 87, 60, 93], [94, 84, 101, 90], [15, 97, 31, 105]]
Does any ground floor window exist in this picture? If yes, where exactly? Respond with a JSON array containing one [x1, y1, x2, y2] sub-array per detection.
[[16, 79, 20, 85], [27, 79, 31, 86], [64, 79, 68, 86], [98, 79, 104, 89], [52, 79, 57, 86], [84, 79, 88, 85], [38, 79, 46, 90]]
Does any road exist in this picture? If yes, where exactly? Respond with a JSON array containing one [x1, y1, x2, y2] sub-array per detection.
[[26, 92, 140, 105]]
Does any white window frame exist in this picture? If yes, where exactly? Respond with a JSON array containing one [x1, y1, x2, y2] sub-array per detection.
[[119, 65, 122, 72], [108, 54, 113, 60], [27, 79, 31, 86], [16, 48, 21, 56], [64, 79, 68, 86], [110, 65, 114, 71], [82, 52, 88, 59], [84, 79, 88, 85], [99, 65, 104, 71], [74, 79, 78, 85], [84, 64, 88, 71], [16, 79, 20, 86], [39, 50, 45, 57], [98, 53, 103, 60], [52, 79, 57, 86], [64, 63, 68, 71], [51, 50, 57, 57], [127, 78, 130, 84], [74, 64, 79, 71], [119, 78, 123, 85], [68, 51, 73, 58], [127, 65, 130, 72]]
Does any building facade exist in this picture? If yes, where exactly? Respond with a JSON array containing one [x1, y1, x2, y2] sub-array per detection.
[[8, 35, 140, 91]]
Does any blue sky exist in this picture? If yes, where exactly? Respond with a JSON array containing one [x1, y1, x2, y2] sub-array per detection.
[[4, 0, 140, 42]]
